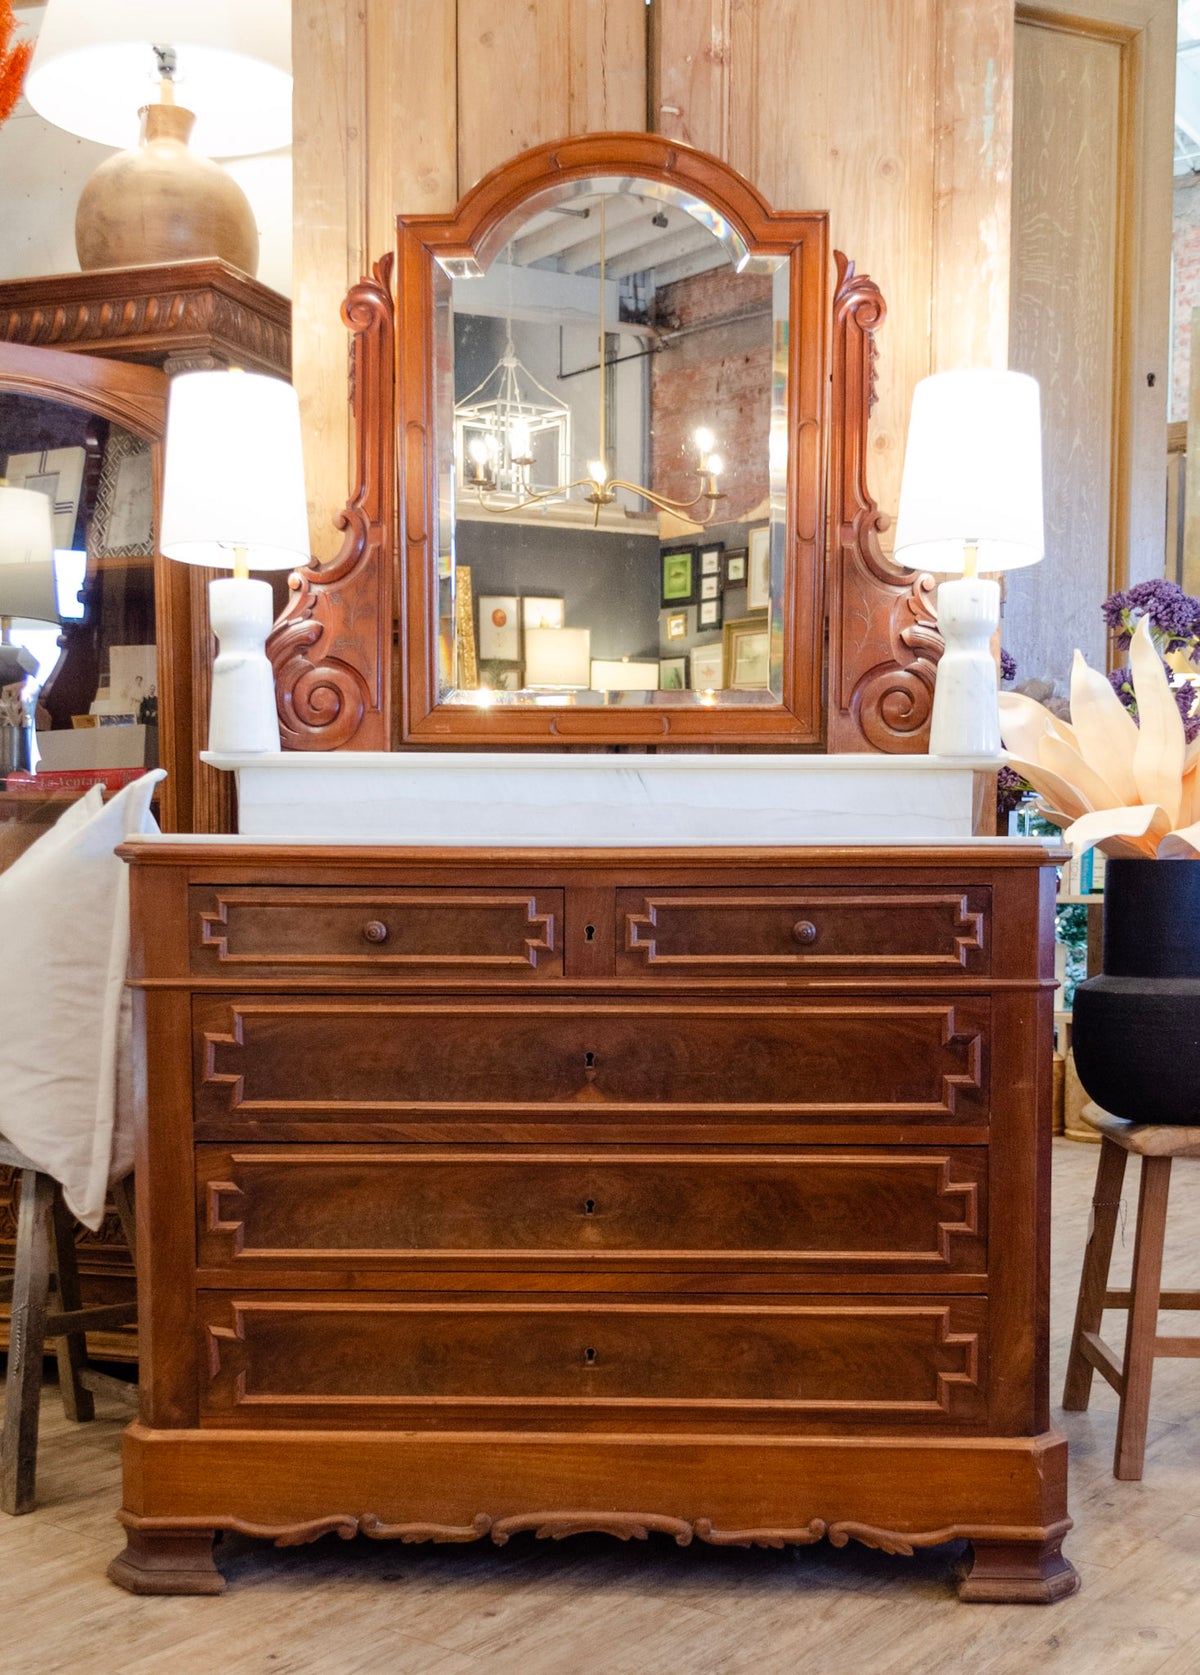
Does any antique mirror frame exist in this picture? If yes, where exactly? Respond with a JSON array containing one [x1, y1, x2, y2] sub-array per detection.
[[0, 341, 199, 830], [271, 134, 943, 754], [399, 133, 825, 747]]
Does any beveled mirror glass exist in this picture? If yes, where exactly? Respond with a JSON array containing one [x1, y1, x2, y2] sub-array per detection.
[[394, 134, 827, 746]]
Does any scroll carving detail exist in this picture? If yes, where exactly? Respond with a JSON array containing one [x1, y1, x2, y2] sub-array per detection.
[[268, 257, 395, 751], [826, 252, 943, 752]]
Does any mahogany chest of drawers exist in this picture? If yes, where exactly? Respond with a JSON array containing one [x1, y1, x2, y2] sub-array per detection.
[[110, 840, 1076, 1601]]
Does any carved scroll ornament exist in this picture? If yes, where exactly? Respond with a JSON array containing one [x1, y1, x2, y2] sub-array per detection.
[[268, 257, 395, 751], [826, 253, 944, 753]]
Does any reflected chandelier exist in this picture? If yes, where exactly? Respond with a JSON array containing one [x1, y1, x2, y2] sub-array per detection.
[[458, 198, 727, 527]]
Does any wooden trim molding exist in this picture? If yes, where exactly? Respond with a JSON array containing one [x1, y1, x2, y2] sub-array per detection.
[[268, 257, 395, 751], [825, 254, 942, 753]]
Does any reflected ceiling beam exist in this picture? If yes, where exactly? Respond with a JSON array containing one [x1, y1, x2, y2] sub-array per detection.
[[560, 204, 696, 275], [510, 194, 646, 266], [454, 260, 620, 326], [649, 245, 735, 288], [605, 225, 724, 281]]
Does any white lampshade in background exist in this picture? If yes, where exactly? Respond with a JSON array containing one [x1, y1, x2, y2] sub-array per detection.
[[893, 369, 1044, 759], [524, 628, 592, 690], [161, 371, 310, 573], [25, 1, 292, 158], [893, 370, 1044, 575], [161, 369, 310, 755], [0, 485, 58, 630]]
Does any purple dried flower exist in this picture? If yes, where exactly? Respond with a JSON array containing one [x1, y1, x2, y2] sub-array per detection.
[[996, 764, 1030, 821], [1101, 580, 1200, 654], [1107, 661, 1200, 741], [1000, 647, 1017, 684]]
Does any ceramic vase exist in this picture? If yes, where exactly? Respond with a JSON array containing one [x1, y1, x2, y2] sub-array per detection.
[[1072, 857, 1200, 1125]]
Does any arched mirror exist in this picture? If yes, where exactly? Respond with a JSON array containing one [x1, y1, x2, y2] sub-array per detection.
[[0, 343, 196, 829], [397, 134, 826, 746]]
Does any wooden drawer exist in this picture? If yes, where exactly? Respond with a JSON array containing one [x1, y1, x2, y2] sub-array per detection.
[[197, 1292, 988, 1427], [189, 887, 561, 978], [193, 996, 990, 1137], [195, 1145, 987, 1279], [617, 888, 990, 975]]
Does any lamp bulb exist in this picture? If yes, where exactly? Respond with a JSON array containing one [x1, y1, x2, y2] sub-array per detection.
[[588, 459, 608, 486], [694, 426, 715, 456], [705, 454, 724, 477]]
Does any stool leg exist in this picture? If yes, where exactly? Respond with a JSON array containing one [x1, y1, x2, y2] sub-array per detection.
[[1114, 1155, 1172, 1481], [1, 1170, 55, 1515], [49, 1190, 94, 1425], [1063, 1137, 1128, 1411]]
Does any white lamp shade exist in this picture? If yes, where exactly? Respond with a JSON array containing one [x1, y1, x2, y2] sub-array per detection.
[[25, 0, 292, 157], [0, 486, 59, 628], [892, 370, 1044, 574], [524, 627, 592, 689], [160, 371, 310, 573]]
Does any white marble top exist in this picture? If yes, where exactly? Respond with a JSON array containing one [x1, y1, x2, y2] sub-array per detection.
[[200, 749, 1009, 848]]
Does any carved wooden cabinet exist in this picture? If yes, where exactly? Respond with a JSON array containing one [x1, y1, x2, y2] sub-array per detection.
[[110, 839, 1076, 1602]]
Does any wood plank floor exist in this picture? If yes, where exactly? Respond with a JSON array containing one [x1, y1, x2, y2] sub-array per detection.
[[5, 1139, 1200, 1675]]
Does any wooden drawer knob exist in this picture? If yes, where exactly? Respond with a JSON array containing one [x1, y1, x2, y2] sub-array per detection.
[[362, 920, 389, 944], [792, 920, 818, 945]]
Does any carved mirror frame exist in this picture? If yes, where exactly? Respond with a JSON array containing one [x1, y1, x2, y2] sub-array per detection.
[[271, 134, 942, 754]]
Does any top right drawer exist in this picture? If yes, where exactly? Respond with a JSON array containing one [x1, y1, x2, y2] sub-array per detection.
[[616, 888, 991, 976]]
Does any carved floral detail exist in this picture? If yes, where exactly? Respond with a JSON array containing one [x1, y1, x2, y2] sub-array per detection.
[[118, 1508, 1010, 1558]]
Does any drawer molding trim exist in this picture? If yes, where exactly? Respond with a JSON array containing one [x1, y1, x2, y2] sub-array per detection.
[[197, 892, 557, 970], [623, 892, 987, 970]]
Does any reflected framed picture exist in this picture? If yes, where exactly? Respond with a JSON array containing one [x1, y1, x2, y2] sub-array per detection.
[[478, 595, 520, 660], [697, 595, 723, 631], [659, 655, 688, 691], [522, 595, 564, 630], [666, 610, 688, 641], [661, 546, 696, 607], [747, 524, 770, 611], [699, 543, 723, 577], [724, 548, 747, 585], [723, 614, 771, 689], [690, 641, 723, 690], [700, 573, 720, 601]]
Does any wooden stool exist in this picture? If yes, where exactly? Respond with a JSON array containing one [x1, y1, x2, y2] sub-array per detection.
[[0, 1140, 138, 1514], [1062, 1111, 1200, 1480]]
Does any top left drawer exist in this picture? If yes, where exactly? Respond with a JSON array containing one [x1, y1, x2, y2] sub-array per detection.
[[188, 888, 563, 980]]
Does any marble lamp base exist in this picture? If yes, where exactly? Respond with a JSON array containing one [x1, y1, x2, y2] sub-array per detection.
[[929, 574, 1002, 758]]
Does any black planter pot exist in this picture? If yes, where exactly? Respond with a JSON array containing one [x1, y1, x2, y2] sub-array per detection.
[[1072, 858, 1200, 1125]]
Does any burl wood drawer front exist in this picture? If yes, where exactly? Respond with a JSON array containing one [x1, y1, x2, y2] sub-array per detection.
[[197, 1294, 987, 1424], [193, 998, 989, 1131], [617, 888, 989, 975], [194, 1147, 987, 1276], [188, 888, 561, 977]]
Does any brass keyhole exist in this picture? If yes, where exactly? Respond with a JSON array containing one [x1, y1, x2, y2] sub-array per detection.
[[584, 1198, 596, 1215], [584, 924, 596, 943], [584, 1051, 596, 1070], [583, 1347, 596, 1365]]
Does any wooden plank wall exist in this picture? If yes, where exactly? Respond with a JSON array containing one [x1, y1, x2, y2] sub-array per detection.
[[292, 0, 1015, 566], [1007, 0, 1173, 689]]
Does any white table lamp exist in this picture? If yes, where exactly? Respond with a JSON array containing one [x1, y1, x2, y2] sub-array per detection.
[[160, 370, 309, 755], [524, 627, 592, 690], [0, 484, 59, 766], [893, 369, 1043, 757], [24, 0, 291, 276]]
